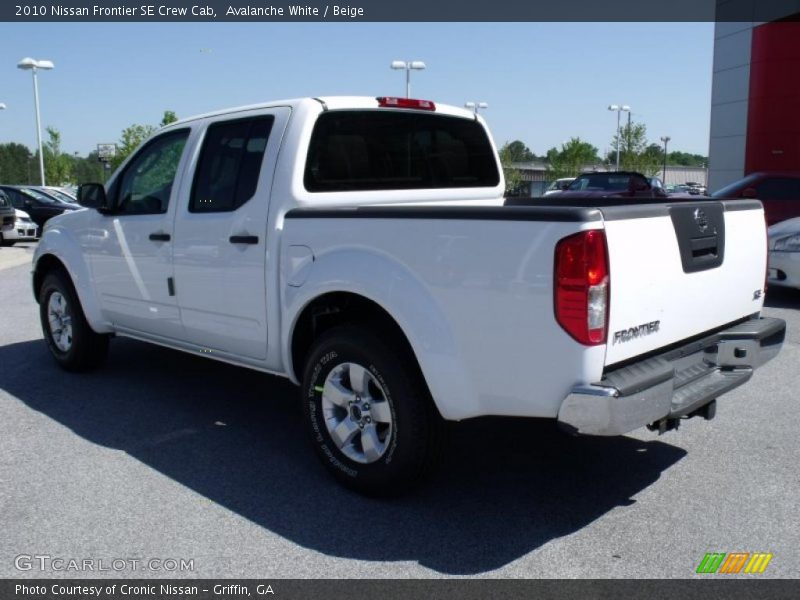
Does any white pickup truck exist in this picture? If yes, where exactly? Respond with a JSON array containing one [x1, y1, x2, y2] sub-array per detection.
[[33, 96, 785, 495]]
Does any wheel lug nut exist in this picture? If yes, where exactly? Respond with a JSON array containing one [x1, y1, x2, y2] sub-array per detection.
[[365, 417, 371, 423], [363, 403, 370, 410]]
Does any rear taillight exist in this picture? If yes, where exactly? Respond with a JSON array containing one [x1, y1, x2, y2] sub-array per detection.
[[555, 229, 610, 345], [376, 97, 436, 111]]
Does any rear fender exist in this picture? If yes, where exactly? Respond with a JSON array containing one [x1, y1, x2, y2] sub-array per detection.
[[282, 248, 479, 420]]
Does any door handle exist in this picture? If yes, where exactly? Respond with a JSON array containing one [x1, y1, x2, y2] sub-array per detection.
[[229, 235, 259, 245], [149, 232, 171, 242]]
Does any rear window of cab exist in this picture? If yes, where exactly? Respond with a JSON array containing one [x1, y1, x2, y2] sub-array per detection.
[[304, 110, 500, 192]]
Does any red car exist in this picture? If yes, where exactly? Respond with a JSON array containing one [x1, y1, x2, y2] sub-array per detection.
[[557, 171, 669, 200], [711, 172, 800, 225]]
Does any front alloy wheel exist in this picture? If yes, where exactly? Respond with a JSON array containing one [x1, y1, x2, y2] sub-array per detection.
[[39, 270, 109, 371], [47, 291, 73, 352]]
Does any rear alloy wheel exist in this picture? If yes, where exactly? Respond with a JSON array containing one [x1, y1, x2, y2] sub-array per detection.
[[39, 271, 109, 371], [302, 325, 444, 496], [321, 361, 394, 464]]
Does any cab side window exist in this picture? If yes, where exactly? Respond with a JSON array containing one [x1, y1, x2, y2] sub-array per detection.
[[190, 116, 274, 213], [115, 129, 189, 215]]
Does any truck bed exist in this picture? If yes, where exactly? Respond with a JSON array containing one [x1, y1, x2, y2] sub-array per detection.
[[281, 197, 768, 422]]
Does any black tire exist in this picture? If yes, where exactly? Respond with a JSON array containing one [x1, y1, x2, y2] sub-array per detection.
[[39, 270, 109, 371], [0, 232, 12, 247], [302, 325, 445, 496]]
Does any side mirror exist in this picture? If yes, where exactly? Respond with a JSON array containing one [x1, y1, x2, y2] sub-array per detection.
[[742, 187, 758, 199], [77, 183, 108, 210]]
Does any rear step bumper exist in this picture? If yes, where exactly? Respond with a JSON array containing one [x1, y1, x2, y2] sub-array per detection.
[[558, 317, 785, 436]]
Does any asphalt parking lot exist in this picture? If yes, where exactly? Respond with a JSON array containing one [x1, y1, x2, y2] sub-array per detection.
[[1, 242, 798, 579]]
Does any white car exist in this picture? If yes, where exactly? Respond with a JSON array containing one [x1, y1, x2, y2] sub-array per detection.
[[32, 96, 784, 494], [768, 216, 800, 289], [0, 209, 38, 246]]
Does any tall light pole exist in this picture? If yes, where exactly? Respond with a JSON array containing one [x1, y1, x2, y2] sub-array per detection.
[[0, 104, 5, 180], [17, 57, 54, 186], [607, 104, 630, 171], [465, 101, 488, 114], [660, 136, 671, 183], [390, 60, 426, 98]]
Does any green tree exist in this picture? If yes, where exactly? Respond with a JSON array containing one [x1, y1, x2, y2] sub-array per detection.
[[667, 150, 707, 167], [110, 123, 156, 170], [0, 143, 34, 184], [498, 142, 526, 195], [71, 151, 107, 184], [503, 140, 536, 163], [642, 143, 664, 171], [43, 127, 72, 185], [160, 110, 178, 127], [546, 137, 600, 179], [111, 110, 179, 170], [608, 121, 661, 175]]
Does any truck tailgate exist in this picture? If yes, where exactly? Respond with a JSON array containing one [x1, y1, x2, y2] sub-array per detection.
[[602, 200, 766, 366]]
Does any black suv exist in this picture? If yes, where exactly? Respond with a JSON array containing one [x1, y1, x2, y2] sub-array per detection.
[[0, 189, 15, 238]]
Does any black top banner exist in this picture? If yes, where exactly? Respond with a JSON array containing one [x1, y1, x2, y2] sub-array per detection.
[[4, 0, 800, 22]]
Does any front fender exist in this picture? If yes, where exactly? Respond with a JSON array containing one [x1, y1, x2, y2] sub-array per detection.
[[282, 247, 480, 421], [33, 222, 112, 334]]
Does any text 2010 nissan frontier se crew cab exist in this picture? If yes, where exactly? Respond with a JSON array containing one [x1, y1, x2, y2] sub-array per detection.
[[32, 96, 785, 495]]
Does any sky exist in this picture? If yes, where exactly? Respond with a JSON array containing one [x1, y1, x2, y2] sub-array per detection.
[[0, 22, 714, 158]]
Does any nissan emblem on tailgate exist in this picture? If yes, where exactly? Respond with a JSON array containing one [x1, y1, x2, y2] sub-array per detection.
[[694, 208, 709, 232]]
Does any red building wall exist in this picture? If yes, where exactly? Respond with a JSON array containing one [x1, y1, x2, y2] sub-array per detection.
[[745, 21, 800, 174]]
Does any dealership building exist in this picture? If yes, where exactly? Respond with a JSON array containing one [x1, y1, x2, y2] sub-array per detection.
[[709, 8, 800, 191]]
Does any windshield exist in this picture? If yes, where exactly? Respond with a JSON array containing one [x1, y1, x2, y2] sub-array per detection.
[[568, 173, 636, 191], [20, 188, 58, 203], [711, 173, 759, 198], [547, 178, 572, 191], [43, 189, 77, 204]]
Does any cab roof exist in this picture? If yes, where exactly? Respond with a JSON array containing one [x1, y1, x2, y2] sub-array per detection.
[[166, 96, 478, 128]]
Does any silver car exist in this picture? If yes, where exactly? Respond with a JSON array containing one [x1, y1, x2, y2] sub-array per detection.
[[1, 209, 39, 246], [768, 216, 800, 289]]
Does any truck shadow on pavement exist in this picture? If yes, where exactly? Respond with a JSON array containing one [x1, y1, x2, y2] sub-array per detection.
[[0, 337, 687, 575]]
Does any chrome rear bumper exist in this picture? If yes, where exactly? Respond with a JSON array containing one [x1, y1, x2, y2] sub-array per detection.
[[558, 317, 785, 436]]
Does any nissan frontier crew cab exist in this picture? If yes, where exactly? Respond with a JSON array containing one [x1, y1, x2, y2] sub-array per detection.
[[32, 96, 785, 495]]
